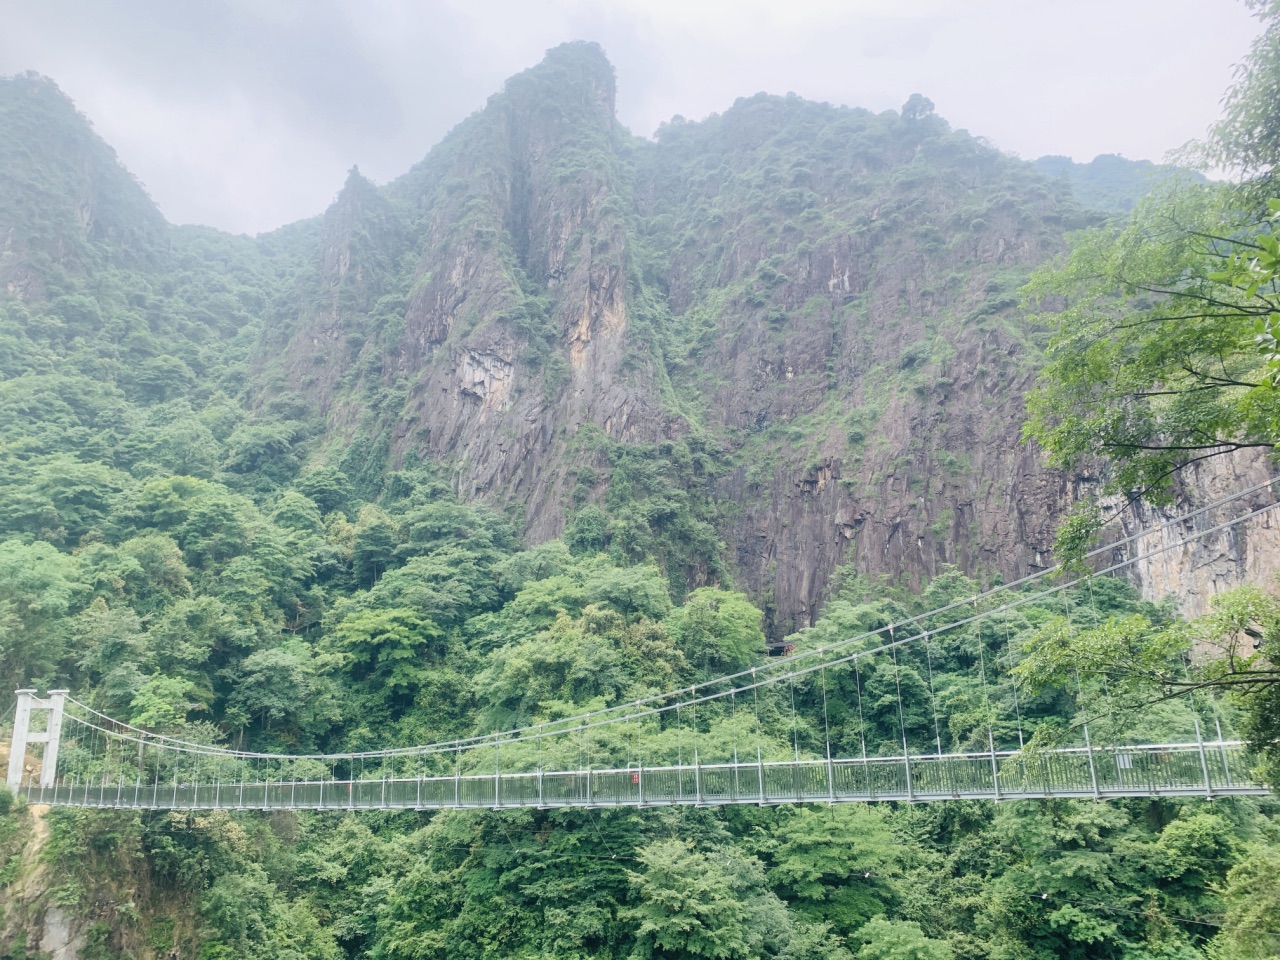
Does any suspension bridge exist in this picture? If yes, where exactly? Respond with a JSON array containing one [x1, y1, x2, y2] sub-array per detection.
[[4, 483, 1276, 812]]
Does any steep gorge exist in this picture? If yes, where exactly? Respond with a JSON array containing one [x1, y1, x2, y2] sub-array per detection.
[[3, 41, 1280, 960]]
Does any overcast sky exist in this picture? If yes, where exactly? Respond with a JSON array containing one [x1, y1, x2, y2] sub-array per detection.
[[1, 0, 1264, 236]]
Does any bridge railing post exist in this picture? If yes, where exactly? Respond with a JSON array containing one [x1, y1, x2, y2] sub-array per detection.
[[1083, 723, 1100, 800], [1194, 718, 1214, 799], [453, 744, 461, 809], [987, 729, 1001, 802], [1214, 717, 1232, 786], [755, 744, 765, 805], [693, 747, 702, 807]]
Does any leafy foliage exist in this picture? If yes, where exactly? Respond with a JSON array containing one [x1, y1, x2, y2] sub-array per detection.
[[1024, 184, 1280, 502]]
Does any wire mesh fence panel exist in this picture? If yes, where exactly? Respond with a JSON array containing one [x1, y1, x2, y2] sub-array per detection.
[[635, 767, 688, 804], [1221, 744, 1257, 786], [538, 771, 589, 805], [910, 756, 997, 798], [493, 774, 540, 806], [696, 764, 741, 802], [14, 745, 1272, 809]]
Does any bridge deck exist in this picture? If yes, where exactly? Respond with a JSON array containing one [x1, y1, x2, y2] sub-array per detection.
[[19, 744, 1269, 810]]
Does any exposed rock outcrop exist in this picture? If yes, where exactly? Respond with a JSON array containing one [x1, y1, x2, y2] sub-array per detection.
[[1112, 451, 1280, 620], [257, 44, 1278, 636]]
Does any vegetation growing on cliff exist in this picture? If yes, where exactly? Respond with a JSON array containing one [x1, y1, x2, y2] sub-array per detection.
[[1030, 154, 1205, 215], [0, 28, 1278, 960]]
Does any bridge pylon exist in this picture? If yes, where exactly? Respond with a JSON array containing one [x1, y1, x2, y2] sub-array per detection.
[[6, 689, 68, 790]]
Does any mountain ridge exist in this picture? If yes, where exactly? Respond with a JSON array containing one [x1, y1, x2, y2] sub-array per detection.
[[0, 44, 1246, 637], [251, 42, 1095, 634]]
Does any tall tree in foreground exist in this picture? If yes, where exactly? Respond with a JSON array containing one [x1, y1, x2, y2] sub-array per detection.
[[1023, 186, 1280, 503], [1020, 0, 1280, 778], [1024, 1, 1280, 508]]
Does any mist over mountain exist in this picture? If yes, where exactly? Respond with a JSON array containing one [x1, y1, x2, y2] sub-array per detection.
[[1031, 153, 1207, 214]]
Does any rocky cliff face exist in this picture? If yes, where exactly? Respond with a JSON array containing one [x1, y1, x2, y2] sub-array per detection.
[[628, 95, 1089, 632], [266, 44, 679, 537], [255, 43, 1275, 636], [0, 798, 198, 960], [261, 45, 1091, 635], [1111, 451, 1280, 622]]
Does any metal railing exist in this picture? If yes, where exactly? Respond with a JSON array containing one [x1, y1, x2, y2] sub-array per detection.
[[14, 742, 1267, 810]]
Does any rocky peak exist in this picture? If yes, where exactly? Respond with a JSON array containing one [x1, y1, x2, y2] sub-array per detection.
[[501, 41, 617, 126], [319, 165, 397, 295], [335, 165, 379, 208]]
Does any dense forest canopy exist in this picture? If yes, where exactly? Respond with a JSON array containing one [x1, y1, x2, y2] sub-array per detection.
[[0, 9, 1278, 958]]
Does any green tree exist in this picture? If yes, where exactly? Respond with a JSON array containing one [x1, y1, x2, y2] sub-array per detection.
[[330, 607, 443, 701], [74, 596, 145, 708], [226, 640, 341, 739], [475, 609, 630, 727], [222, 419, 307, 488], [118, 534, 193, 609], [292, 467, 354, 516], [145, 595, 250, 678], [0, 455, 129, 545], [130, 674, 201, 728], [665, 587, 765, 677], [1208, 843, 1280, 960], [1203, 0, 1280, 190], [1014, 584, 1280, 779], [200, 863, 342, 960], [623, 839, 790, 960], [852, 918, 952, 960], [270, 492, 325, 537], [352, 504, 399, 588], [0, 538, 83, 687], [369, 547, 502, 627], [900, 94, 935, 122], [129, 476, 258, 570], [1023, 185, 1280, 504], [762, 806, 899, 933], [121, 404, 221, 478]]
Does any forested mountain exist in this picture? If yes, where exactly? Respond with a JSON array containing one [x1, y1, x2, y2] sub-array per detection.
[[0, 48, 1228, 640], [255, 44, 1099, 638], [0, 38, 1277, 960]]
